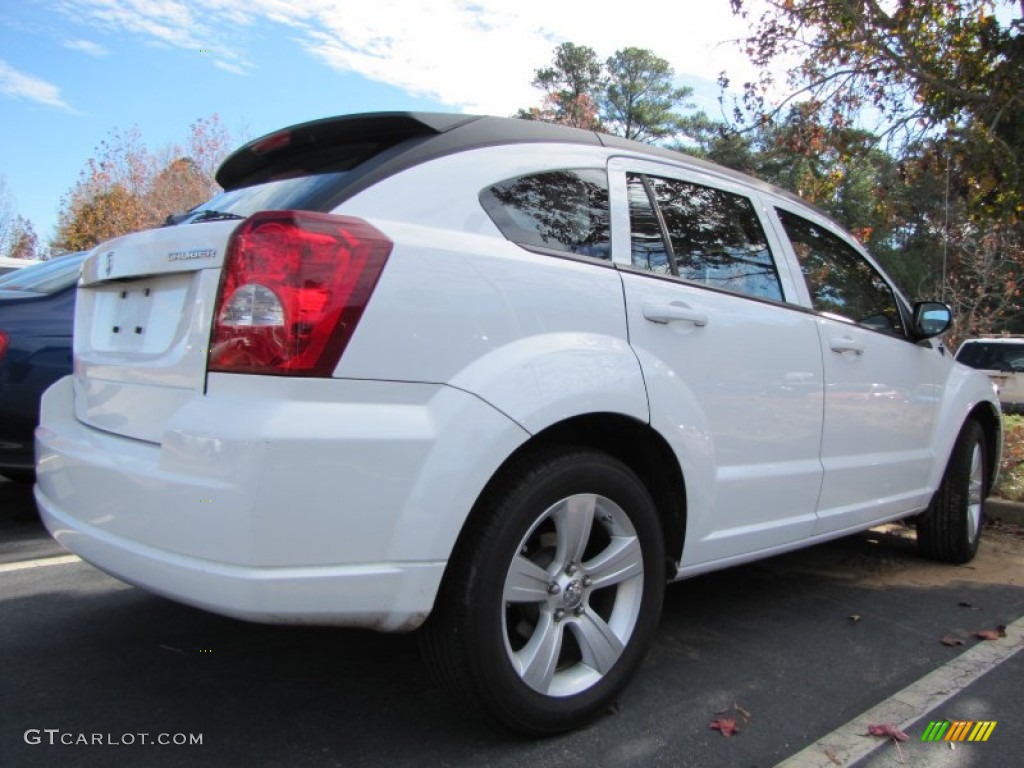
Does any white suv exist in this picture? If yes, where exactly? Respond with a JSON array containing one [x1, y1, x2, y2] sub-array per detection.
[[955, 337, 1024, 414], [35, 112, 1001, 733]]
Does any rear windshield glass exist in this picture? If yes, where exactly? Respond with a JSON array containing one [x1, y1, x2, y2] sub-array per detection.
[[0, 253, 86, 294], [956, 342, 1024, 371], [186, 172, 350, 221]]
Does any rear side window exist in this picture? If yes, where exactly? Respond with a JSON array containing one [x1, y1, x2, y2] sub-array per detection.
[[626, 173, 784, 301], [480, 169, 611, 260]]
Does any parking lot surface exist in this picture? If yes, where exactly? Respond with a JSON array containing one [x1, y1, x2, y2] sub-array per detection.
[[2, 477, 1022, 767]]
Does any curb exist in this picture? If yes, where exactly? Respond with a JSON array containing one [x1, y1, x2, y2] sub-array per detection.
[[988, 497, 1024, 526]]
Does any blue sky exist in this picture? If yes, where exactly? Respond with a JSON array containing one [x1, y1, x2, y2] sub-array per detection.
[[0, 1, 762, 247]]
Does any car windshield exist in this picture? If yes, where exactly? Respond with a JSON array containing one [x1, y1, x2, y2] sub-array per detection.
[[0, 252, 87, 294], [956, 341, 1024, 372]]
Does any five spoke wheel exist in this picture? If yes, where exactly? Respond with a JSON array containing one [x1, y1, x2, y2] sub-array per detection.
[[502, 493, 645, 697]]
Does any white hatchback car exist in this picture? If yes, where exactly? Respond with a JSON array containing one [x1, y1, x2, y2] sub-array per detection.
[[36, 112, 1001, 733]]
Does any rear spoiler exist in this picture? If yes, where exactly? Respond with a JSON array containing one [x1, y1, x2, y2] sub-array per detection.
[[216, 112, 480, 190]]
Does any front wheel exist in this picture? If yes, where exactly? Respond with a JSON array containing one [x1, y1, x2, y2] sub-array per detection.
[[421, 448, 666, 734], [917, 419, 987, 564]]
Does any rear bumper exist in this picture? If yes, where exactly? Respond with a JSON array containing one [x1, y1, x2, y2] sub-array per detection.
[[36, 488, 442, 630], [35, 374, 528, 629]]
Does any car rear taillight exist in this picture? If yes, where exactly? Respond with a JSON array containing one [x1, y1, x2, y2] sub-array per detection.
[[209, 211, 392, 376], [0, 330, 8, 362]]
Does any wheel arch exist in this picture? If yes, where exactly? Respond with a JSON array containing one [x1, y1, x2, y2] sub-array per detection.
[[443, 412, 687, 588], [968, 401, 1002, 495], [926, 362, 1004, 496]]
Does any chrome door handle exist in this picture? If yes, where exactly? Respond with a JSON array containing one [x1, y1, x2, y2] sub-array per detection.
[[829, 337, 865, 355], [642, 302, 709, 327]]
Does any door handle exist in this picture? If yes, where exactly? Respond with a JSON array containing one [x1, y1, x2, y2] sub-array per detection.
[[642, 302, 709, 327], [829, 337, 865, 355]]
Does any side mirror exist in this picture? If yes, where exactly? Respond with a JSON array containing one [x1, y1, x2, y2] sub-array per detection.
[[912, 301, 952, 340]]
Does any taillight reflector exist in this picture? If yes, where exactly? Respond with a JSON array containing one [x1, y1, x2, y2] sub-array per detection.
[[0, 330, 8, 362], [209, 210, 392, 376]]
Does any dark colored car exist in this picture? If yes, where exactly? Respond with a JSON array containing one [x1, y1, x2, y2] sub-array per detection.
[[0, 252, 86, 481]]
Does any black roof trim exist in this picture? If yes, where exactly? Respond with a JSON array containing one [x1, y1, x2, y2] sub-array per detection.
[[320, 114, 608, 204], [214, 111, 833, 222]]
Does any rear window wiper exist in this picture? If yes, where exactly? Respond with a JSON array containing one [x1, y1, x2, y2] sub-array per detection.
[[164, 209, 245, 226]]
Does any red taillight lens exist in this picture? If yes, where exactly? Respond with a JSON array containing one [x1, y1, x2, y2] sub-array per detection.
[[209, 211, 392, 376], [0, 330, 8, 362]]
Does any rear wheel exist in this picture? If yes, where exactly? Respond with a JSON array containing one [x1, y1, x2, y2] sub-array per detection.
[[917, 419, 987, 564], [421, 447, 665, 734]]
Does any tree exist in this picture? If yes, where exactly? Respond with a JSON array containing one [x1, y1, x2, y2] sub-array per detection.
[[0, 176, 41, 260], [6, 216, 39, 260], [53, 116, 233, 253], [944, 224, 1024, 342], [517, 43, 701, 142], [517, 43, 603, 129], [601, 48, 695, 142], [730, 0, 1024, 221]]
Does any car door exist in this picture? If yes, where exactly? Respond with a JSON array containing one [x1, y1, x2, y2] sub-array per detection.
[[769, 206, 947, 533], [609, 158, 825, 568]]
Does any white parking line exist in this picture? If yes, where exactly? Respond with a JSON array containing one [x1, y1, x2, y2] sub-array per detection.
[[775, 615, 1024, 768], [0, 554, 81, 573]]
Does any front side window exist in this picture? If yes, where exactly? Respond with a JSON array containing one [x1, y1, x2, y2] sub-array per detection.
[[777, 210, 904, 335], [627, 173, 784, 301], [480, 169, 611, 260]]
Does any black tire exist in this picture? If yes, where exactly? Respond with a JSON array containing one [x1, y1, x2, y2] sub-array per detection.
[[420, 446, 665, 734], [0, 470, 34, 484], [917, 419, 987, 564]]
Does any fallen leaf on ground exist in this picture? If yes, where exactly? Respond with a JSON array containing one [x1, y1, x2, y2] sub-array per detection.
[[848, 614, 861, 623], [940, 635, 965, 646], [710, 718, 739, 737], [867, 723, 909, 741], [974, 626, 1008, 640], [824, 747, 842, 765]]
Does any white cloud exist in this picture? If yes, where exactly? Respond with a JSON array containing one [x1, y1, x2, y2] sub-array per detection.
[[62, 38, 111, 57], [57, 0, 255, 73], [0, 60, 75, 111], [57, 0, 769, 114]]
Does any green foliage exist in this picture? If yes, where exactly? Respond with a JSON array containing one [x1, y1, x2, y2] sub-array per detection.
[[601, 48, 694, 142], [996, 415, 1024, 501], [518, 42, 701, 143], [730, 0, 1023, 222], [518, 43, 603, 129]]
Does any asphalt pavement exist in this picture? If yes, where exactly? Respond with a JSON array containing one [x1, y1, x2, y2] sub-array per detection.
[[2, 476, 1022, 767]]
